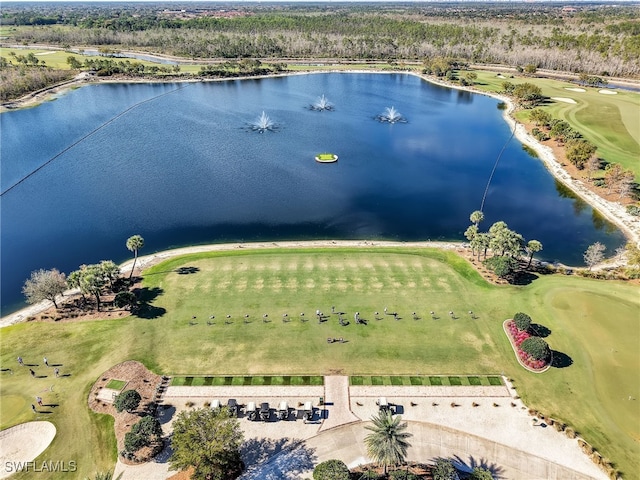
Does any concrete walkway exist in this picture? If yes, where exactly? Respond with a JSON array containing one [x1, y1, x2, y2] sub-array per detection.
[[319, 376, 360, 431], [113, 377, 608, 480]]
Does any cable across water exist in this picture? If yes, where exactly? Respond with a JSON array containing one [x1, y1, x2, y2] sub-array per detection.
[[479, 119, 518, 213], [1, 83, 192, 197]]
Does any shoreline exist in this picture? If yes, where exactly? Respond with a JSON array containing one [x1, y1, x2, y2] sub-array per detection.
[[3, 68, 638, 247], [2, 70, 638, 327], [0, 240, 464, 328]]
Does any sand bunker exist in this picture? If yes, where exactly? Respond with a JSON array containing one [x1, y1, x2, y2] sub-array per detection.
[[565, 87, 586, 92], [599, 89, 618, 95], [552, 97, 577, 104], [0, 421, 56, 479]]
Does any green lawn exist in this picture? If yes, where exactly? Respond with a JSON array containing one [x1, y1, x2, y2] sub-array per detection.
[[0, 247, 638, 478], [471, 70, 640, 180], [0, 46, 203, 75]]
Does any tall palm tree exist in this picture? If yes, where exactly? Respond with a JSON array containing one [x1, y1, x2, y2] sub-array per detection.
[[126, 235, 145, 280], [525, 240, 543, 268], [364, 410, 412, 475], [469, 210, 484, 227]]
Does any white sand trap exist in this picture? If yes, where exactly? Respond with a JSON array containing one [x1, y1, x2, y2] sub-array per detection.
[[599, 89, 618, 95], [0, 422, 56, 479], [35, 52, 57, 56], [552, 97, 577, 104], [565, 87, 586, 92]]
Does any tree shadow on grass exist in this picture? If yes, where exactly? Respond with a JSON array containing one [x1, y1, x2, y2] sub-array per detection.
[[450, 454, 506, 479], [510, 271, 539, 286], [132, 287, 166, 319], [175, 266, 200, 275], [530, 323, 551, 337], [551, 350, 573, 368]]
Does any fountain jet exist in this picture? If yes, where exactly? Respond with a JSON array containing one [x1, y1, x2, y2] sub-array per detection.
[[376, 106, 407, 123], [248, 111, 278, 133], [310, 94, 334, 111]]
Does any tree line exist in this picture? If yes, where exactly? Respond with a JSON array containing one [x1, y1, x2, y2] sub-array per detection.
[[0, 54, 73, 101], [3, 3, 639, 76], [22, 235, 144, 313], [527, 107, 635, 199]]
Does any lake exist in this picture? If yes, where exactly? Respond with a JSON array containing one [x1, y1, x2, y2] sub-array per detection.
[[0, 73, 625, 314]]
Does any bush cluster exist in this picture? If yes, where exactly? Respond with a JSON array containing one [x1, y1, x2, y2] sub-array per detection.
[[520, 337, 551, 361], [513, 312, 532, 331], [313, 459, 350, 480], [506, 316, 550, 370]]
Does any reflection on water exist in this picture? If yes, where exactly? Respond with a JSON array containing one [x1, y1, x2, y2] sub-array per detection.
[[555, 180, 589, 217], [0, 73, 626, 314]]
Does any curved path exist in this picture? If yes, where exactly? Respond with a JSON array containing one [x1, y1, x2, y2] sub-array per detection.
[[242, 421, 605, 480]]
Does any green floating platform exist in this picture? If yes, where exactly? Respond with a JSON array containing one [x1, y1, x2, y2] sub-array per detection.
[[315, 153, 338, 163]]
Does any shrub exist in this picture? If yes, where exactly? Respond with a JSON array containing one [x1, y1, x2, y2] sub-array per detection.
[[626, 204, 640, 216], [114, 389, 141, 413], [124, 431, 146, 453], [313, 459, 350, 480], [470, 467, 494, 480], [432, 458, 459, 480], [131, 416, 162, 438], [565, 426, 576, 438], [114, 291, 137, 310], [389, 471, 420, 480], [513, 312, 532, 331], [484, 255, 518, 278], [122, 416, 162, 454], [520, 337, 550, 361], [624, 268, 640, 279]]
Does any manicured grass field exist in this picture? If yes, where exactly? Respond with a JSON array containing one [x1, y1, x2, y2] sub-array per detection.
[[471, 70, 640, 180], [0, 46, 204, 75], [0, 247, 638, 478], [105, 379, 126, 390]]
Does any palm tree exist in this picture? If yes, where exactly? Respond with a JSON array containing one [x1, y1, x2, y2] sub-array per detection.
[[469, 210, 484, 227], [525, 240, 543, 268], [126, 235, 144, 280], [364, 410, 412, 475]]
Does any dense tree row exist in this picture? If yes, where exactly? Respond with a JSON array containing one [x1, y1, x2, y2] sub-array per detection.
[[3, 3, 639, 76], [0, 59, 72, 101], [527, 107, 636, 199]]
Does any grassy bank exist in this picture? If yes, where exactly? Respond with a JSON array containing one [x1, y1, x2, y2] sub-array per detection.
[[470, 70, 640, 180], [1, 247, 638, 478]]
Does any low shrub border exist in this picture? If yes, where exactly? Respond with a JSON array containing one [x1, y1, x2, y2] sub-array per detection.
[[503, 319, 551, 373]]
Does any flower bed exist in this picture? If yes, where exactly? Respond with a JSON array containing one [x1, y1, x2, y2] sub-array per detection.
[[504, 320, 551, 372]]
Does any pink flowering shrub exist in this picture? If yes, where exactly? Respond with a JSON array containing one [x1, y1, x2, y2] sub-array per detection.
[[506, 320, 548, 371]]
